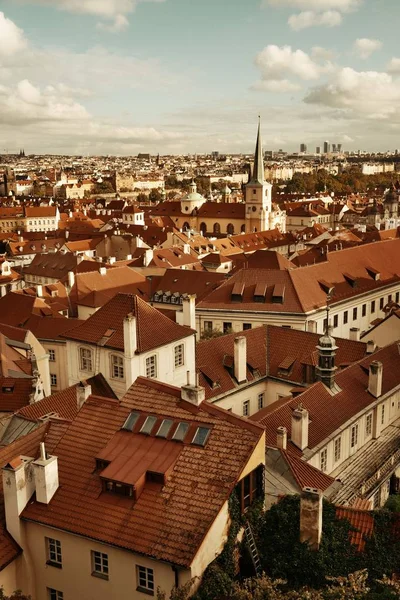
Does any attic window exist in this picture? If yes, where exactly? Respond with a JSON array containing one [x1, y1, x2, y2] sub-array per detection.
[[366, 267, 380, 281], [231, 281, 244, 303], [172, 421, 189, 442], [96, 459, 110, 472], [318, 280, 334, 295], [156, 419, 173, 438], [191, 427, 210, 447], [2, 385, 14, 393], [343, 273, 357, 288], [140, 415, 157, 435], [254, 283, 266, 302], [146, 471, 164, 484], [103, 480, 133, 498], [122, 411, 139, 431], [272, 284, 285, 304]]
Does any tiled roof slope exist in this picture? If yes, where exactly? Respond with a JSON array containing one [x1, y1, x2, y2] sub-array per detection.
[[266, 325, 368, 384], [153, 270, 225, 303], [281, 449, 334, 491], [199, 239, 400, 314], [62, 293, 195, 353], [22, 378, 264, 568], [336, 507, 374, 551], [196, 327, 267, 400], [251, 342, 400, 452]]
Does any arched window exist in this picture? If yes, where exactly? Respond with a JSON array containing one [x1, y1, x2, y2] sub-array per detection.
[[182, 221, 190, 231], [213, 223, 221, 234], [200, 222, 207, 235], [241, 224, 246, 233], [227, 223, 234, 235]]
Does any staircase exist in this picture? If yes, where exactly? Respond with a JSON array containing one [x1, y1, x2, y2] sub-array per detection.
[[244, 521, 262, 576]]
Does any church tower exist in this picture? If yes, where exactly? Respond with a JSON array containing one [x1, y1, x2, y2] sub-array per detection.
[[245, 117, 272, 232], [315, 305, 338, 391]]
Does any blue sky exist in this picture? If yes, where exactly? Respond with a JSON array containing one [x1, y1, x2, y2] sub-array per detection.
[[0, 0, 399, 155]]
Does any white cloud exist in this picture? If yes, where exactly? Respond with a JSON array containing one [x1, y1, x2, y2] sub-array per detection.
[[254, 45, 321, 82], [304, 67, 400, 120], [289, 10, 342, 30], [19, 0, 166, 30], [387, 57, 400, 74], [311, 46, 336, 61], [264, 0, 362, 11], [342, 134, 354, 142], [0, 12, 27, 56], [353, 38, 382, 59], [251, 79, 301, 92]]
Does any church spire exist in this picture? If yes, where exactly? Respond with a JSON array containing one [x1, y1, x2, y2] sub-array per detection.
[[250, 116, 264, 185], [315, 298, 339, 391]]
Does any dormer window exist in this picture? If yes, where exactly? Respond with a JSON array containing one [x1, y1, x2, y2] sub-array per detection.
[[103, 480, 133, 497]]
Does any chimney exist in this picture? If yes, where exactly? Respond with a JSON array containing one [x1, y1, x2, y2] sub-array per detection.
[[234, 336, 247, 384], [32, 442, 59, 505], [300, 487, 323, 550], [123, 313, 137, 388], [36, 284, 43, 298], [183, 243, 191, 254], [349, 327, 360, 341], [109, 256, 116, 264], [182, 295, 196, 330], [368, 360, 383, 398], [126, 254, 132, 260], [77, 381, 92, 410], [276, 426, 287, 450], [181, 371, 205, 406], [143, 248, 153, 267], [366, 340, 376, 354], [67, 270, 75, 290], [99, 266, 107, 276], [291, 404, 309, 450], [2, 456, 36, 545]]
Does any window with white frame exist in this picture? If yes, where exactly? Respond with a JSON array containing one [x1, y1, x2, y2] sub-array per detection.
[[48, 349, 55, 362], [242, 400, 250, 416], [91, 550, 109, 579], [320, 448, 328, 472], [48, 589, 63, 600], [46, 537, 62, 567], [366, 413, 373, 436], [174, 344, 184, 368], [146, 355, 157, 378], [137, 565, 154, 594], [50, 374, 57, 387], [334, 436, 341, 463], [350, 423, 358, 448], [79, 347, 93, 372], [257, 393, 264, 411], [381, 404, 385, 425], [110, 354, 124, 379]]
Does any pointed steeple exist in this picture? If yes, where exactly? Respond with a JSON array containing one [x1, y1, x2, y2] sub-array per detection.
[[315, 301, 338, 391], [250, 116, 264, 185]]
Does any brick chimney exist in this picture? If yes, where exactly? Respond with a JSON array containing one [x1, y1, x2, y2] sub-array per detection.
[[291, 404, 309, 450], [300, 487, 323, 550], [181, 371, 205, 406], [234, 336, 247, 384], [276, 426, 287, 450], [77, 381, 92, 410], [368, 360, 383, 398]]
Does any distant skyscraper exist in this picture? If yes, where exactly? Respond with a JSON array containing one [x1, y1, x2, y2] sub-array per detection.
[[332, 143, 337, 153], [337, 144, 343, 153], [323, 141, 330, 154], [316, 146, 321, 154], [300, 143, 307, 153]]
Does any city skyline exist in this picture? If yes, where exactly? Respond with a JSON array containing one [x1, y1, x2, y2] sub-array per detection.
[[1, 0, 400, 155]]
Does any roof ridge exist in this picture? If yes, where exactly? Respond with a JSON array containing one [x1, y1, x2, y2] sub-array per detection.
[[203, 401, 265, 435]]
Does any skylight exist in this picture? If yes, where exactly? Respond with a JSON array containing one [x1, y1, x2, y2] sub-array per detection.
[[172, 422, 189, 442], [192, 427, 210, 447], [122, 412, 139, 431], [140, 416, 157, 435], [156, 419, 173, 438]]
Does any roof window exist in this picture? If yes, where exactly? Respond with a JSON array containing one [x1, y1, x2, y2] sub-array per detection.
[[140, 415, 157, 435], [122, 411, 139, 431], [172, 422, 189, 442], [156, 419, 173, 438], [191, 427, 210, 447]]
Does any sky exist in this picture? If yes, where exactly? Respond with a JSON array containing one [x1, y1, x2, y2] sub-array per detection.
[[0, 0, 400, 155]]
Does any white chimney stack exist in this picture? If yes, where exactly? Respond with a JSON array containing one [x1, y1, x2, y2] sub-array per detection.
[[32, 443, 59, 504], [182, 295, 196, 330], [291, 404, 309, 450], [181, 371, 205, 406], [99, 266, 107, 276], [77, 381, 92, 410], [2, 456, 36, 545], [368, 360, 383, 398], [234, 336, 247, 384], [143, 248, 153, 267], [349, 327, 360, 341], [36, 284, 43, 298], [366, 340, 376, 354], [276, 426, 287, 450], [123, 313, 137, 388], [67, 270, 75, 290]]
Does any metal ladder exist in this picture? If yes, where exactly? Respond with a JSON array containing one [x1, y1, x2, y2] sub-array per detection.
[[244, 520, 262, 576]]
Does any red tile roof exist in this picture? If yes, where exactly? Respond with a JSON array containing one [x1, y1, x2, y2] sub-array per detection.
[[336, 507, 374, 551], [62, 293, 195, 353], [21, 378, 264, 567], [281, 449, 334, 491]]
